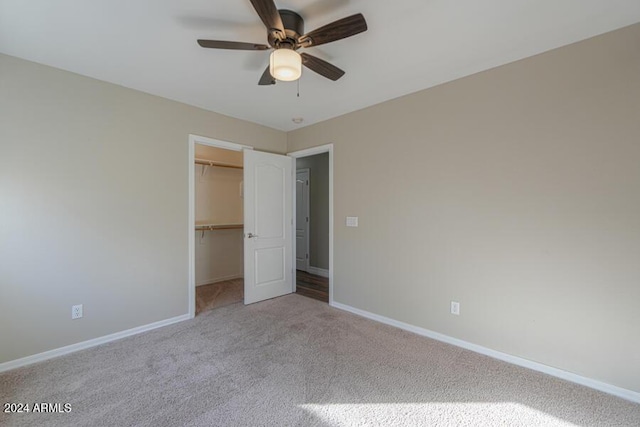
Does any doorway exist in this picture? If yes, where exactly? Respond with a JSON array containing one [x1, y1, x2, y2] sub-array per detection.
[[190, 138, 247, 316], [289, 144, 334, 304], [188, 134, 296, 318]]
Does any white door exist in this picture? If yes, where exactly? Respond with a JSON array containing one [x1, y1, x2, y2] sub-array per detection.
[[243, 149, 293, 304], [296, 169, 310, 271]]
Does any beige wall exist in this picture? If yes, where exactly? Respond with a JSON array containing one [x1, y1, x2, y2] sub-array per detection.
[[0, 53, 286, 363], [296, 153, 330, 270], [288, 24, 640, 393], [194, 228, 243, 286]]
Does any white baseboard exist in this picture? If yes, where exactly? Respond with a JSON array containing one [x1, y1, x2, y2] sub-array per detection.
[[330, 301, 640, 404], [196, 274, 243, 287], [0, 313, 190, 373], [307, 266, 329, 278]]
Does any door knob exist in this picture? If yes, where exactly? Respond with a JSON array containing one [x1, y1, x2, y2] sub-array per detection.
[[247, 233, 258, 238]]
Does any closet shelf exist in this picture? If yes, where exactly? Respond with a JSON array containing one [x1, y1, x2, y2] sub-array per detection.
[[195, 223, 244, 231], [195, 158, 243, 170]]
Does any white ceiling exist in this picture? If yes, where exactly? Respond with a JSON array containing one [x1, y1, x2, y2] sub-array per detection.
[[2, 1, 640, 131]]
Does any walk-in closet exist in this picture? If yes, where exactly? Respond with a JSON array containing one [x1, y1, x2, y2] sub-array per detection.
[[194, 144, 244, 314]]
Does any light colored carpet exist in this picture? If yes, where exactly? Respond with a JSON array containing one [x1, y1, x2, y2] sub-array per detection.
[[195, 279, 243, 315], [1, 294, 639, 426]]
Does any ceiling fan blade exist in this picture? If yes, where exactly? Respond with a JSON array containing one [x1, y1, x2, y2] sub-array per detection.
[[298, 13, 367, 47], [258, 65, 276, 85], [301, 53, 345, 81], [197, 40, 270, 50], [249, 0, 285, 40]]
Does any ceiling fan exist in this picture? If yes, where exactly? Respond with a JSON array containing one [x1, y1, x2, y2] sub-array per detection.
[[197, 0, 368, 85]]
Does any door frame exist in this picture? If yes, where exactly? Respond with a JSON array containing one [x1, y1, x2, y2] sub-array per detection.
[[295, 168, 311, 272], [288, 144, 334, 304], [188, 134, 253, 318]]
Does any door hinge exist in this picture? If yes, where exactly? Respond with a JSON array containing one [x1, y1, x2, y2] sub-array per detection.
[[306, 216, 309, 222], [306, 254, 309, 259], [306, 180, 309, 186]]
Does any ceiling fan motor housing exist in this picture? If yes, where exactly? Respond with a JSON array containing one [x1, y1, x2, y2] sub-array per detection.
[[268, 9, 304, 49]]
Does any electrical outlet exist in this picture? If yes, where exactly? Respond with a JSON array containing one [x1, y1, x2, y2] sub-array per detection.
[[72, 304, 83, 319], [450, 301, 460, 316]]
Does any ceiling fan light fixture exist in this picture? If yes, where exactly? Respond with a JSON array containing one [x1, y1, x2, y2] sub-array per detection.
[[270, 48, 302, 81]]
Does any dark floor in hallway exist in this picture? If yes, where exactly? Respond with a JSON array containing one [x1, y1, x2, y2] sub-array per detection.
[[296, 270, 329, 302]]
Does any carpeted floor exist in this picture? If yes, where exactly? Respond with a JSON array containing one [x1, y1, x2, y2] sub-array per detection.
[[195, 279, 243, 315], [1, 295, 639, 426]]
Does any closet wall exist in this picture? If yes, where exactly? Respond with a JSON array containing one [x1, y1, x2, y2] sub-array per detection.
[[194, 145, 243, 286]]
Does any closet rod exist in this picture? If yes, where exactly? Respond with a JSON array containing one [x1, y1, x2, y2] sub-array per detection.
[[195, 224, 244, 231], [196, 223, 243, 238], [195, 158, 243, 170]]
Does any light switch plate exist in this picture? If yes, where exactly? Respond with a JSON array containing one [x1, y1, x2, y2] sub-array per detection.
[[346, 216, 358, 227]]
